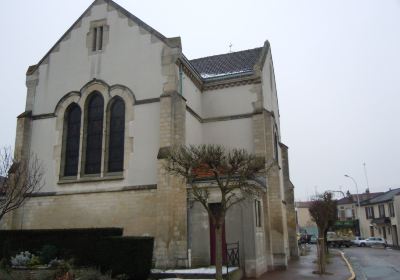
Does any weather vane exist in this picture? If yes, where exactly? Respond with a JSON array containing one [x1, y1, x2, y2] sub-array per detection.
[[229, 43, 233, 52]]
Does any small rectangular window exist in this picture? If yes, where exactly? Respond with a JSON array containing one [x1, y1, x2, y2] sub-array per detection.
[[389, 202, 395, 217], [98, 26, 103, 50], [92, 26, 104, 52], [379, 204, 386, 218]]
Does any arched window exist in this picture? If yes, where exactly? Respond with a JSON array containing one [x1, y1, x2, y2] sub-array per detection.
[[85, 92, 104, 174], [63, 104, 81, 176], [108, 98, 125, 172]]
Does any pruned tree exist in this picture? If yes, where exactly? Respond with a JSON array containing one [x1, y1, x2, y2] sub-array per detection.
[[165, 144, 273, 280], [0, 147, 44, 221], [308, 191, 337, 274]]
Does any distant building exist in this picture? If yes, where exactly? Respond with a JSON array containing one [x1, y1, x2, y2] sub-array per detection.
[[295, 201, 318, 236], [336, 190, 382, 237], [359, 188, 400, 246]]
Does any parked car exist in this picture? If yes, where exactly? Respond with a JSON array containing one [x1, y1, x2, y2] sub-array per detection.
[[359, 237, 387, 247], [352, 236, 365, 246], [310, 235, 317, 244]]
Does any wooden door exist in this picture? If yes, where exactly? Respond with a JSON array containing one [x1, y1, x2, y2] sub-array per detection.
[[209, 217, 227, 265]]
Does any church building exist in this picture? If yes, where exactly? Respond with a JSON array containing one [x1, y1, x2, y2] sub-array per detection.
[[3, 0, 298, 277]]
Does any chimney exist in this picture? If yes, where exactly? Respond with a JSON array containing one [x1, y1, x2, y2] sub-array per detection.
[[366, 188, 370, 194]]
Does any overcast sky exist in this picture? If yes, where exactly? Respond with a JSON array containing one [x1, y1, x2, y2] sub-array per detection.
[[0, 0, 399, 200]]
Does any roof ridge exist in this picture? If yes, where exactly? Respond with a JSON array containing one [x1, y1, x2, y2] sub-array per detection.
[[190, 47, 263, 62], [104, 0, 168, 42]]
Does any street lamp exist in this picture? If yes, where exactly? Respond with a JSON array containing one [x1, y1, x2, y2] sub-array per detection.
[[344, 175, 360, 208], [344, 174, 362, 236]]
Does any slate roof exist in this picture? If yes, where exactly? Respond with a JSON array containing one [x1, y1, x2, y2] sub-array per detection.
[[189, 48, 263, 80], [337, 192, 383, 205], [360, 188, 400, 205]]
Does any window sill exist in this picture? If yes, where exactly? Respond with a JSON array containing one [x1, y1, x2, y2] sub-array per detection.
[[58, 175, 124, 184]]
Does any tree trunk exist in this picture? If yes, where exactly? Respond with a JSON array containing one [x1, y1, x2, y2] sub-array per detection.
[[324, 228, 329, 255], [215, 220, 223, 280], [317, 232, 326, 274]]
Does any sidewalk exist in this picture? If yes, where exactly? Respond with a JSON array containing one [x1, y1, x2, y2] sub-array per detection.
[[249, 245, 352, 280]]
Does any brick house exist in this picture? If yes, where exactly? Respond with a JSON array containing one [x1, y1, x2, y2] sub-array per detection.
[[1, 0, 298, 277]]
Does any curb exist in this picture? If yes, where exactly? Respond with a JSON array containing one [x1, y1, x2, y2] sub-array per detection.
[[340, 251, 356, 280]]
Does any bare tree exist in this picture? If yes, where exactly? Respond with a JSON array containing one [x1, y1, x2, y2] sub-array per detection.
[[0, 147, 44, 221], [308, 191, 337, 274], [165, 144, 272, 280]]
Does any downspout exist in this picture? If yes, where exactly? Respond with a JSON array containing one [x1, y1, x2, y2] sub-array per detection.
[[181, 62, 190, 267], [187, 188, 192, 268]]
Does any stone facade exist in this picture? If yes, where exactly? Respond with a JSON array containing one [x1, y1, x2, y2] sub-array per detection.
[[3, 0, 298, 277]]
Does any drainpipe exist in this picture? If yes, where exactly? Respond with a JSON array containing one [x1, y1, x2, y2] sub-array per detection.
[[187, 189, 192, 268]]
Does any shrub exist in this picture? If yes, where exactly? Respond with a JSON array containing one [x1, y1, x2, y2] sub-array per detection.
[[28, 254, 41, 267], [40, 244, 58, 264], [11, 251, 33, 267], [0, 229, 153, 280], [94, 237, 154, 280]]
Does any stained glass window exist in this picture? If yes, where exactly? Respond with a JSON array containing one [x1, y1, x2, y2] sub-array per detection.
[[108, 98, 125, 172], [64, 104, 81, 176], [85, 93, 104, 174]]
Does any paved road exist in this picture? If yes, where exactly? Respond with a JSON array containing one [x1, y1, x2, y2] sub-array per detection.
[[342, 246, 400, 280]]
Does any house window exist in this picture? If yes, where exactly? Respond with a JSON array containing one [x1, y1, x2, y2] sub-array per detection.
[[92, 26, 104, 51], [370, 226, 374, 237], [378, 204, 386, 218], [255, 200, 262, 227], [84, 92, 104, 174], [389, 202, 395, 217], [365, 206, 374, 219], [107, 97, 125, 173], [63, 104, 81, 176], [339, 209, 345, 220]]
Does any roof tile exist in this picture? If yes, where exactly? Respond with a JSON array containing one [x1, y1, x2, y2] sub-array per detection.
[[189, 48, 263, 80]]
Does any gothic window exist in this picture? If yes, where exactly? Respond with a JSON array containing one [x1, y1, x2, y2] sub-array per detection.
[[107, 98, 125, 172], [63, 104, 81, 176], [84, 92, 104, 174]]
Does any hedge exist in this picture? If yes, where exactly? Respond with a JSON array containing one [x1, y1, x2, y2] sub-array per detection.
[[0, 228, 154, 280], [94, 237, 154, 279]]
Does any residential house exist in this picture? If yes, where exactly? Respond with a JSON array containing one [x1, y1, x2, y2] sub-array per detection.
[[0, 0, 298, 277], [295, 201, 318, 237], [336, 190, 382, 237], [359, 188, 400, 246]]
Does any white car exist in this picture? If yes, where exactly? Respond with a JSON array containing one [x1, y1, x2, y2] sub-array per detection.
[[352, 236, 365, 246], [359, 237, 387, 247]]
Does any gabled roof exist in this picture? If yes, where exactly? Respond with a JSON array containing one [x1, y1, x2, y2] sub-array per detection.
[[190, 48, 263, 81], [27, 0, 268, 87], [28, 0, 171, 75], [361, 188, 400, 205], [337, 192, 383, 205]]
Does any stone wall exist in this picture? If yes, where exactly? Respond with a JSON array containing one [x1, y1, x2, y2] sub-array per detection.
[[280, 143, 299, 259]]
